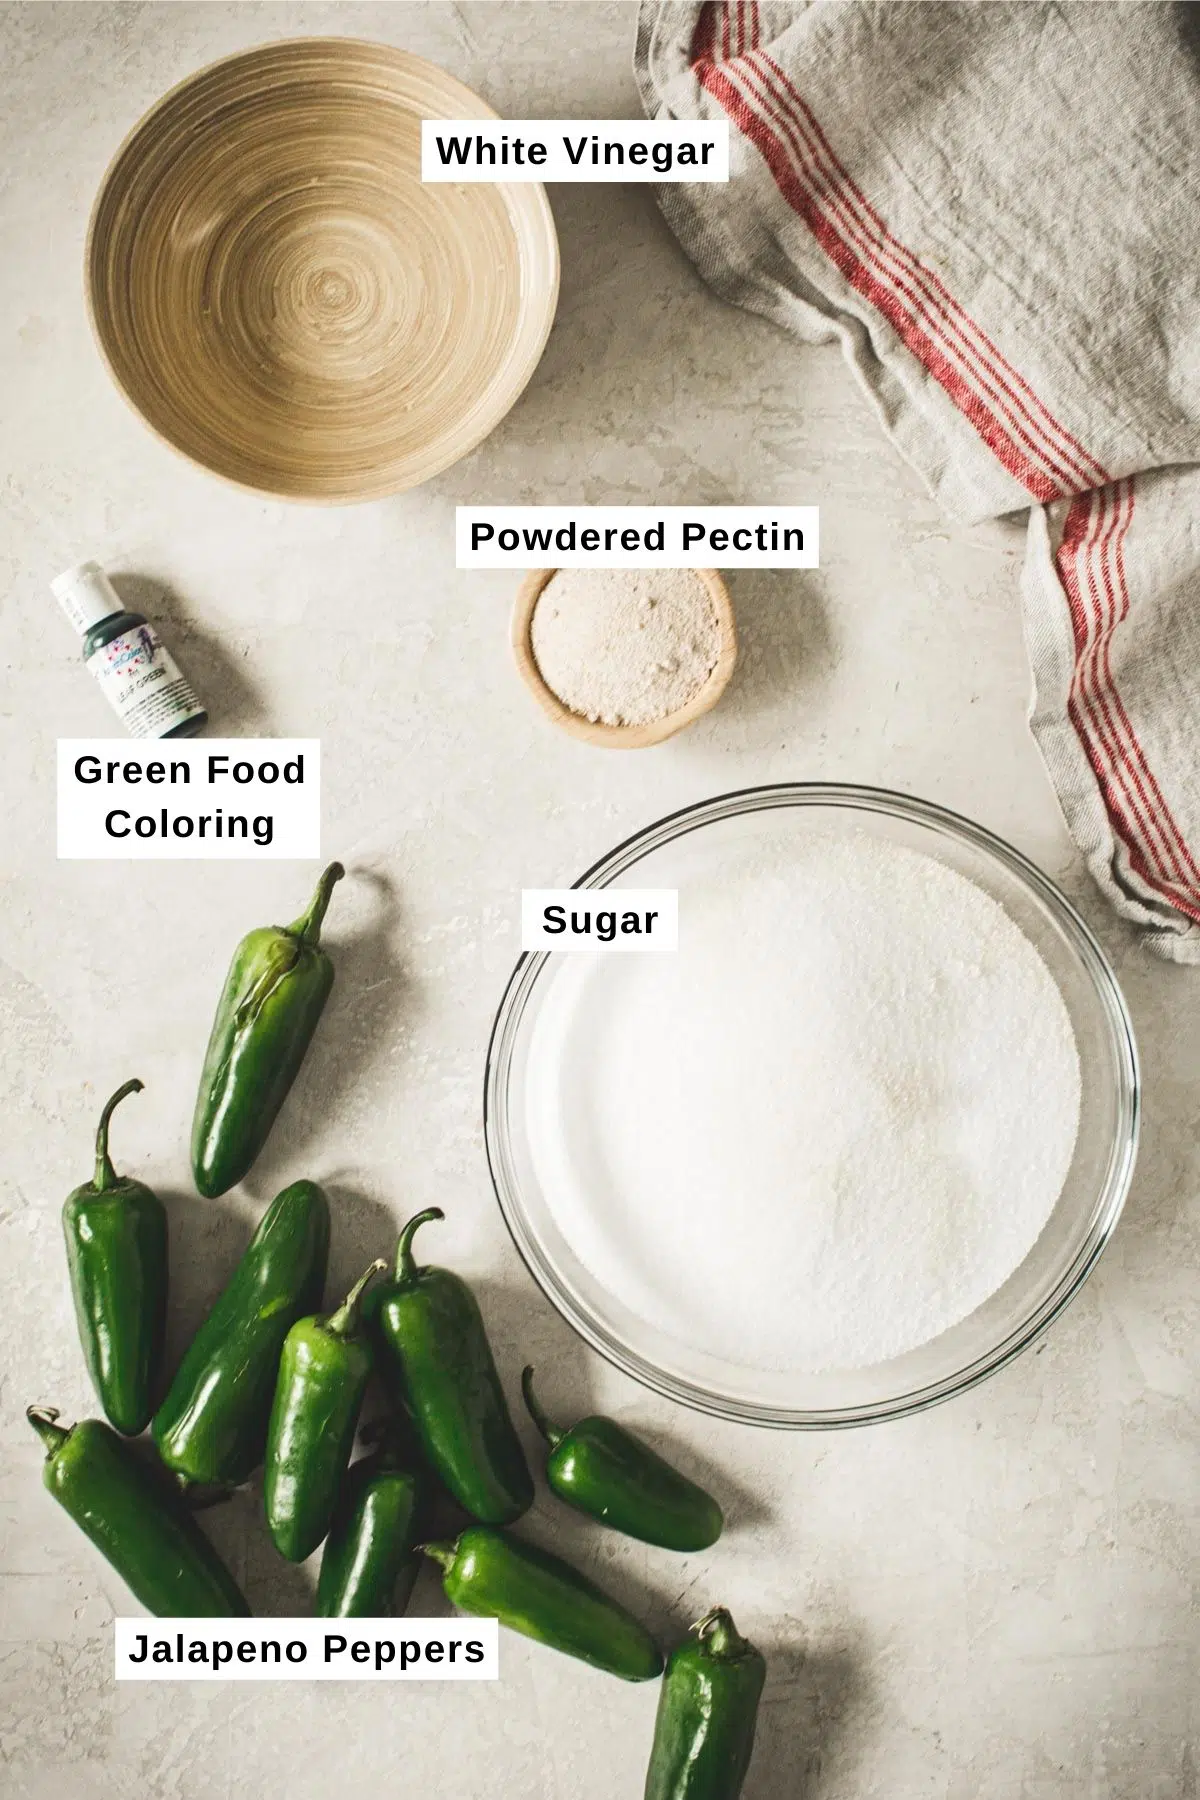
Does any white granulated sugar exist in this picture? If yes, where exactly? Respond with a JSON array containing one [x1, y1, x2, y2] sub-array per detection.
[[526, 832, 1081, 1373], [529, 569, 721, 726]]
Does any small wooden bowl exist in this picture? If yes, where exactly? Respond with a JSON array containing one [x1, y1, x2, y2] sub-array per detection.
[[511, 568, 738, 748]]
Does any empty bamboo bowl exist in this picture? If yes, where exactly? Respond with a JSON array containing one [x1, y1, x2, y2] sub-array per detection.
[[512, 568, 738, 748], [85, 39, 560, 502]]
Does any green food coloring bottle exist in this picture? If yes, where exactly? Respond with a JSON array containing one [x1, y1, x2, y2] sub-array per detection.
[[53, 561, 207, 739]]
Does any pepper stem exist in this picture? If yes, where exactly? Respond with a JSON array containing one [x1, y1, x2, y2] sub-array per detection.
[[26, 1406, 69, 1456], [416, 1538, 457, 1572], [520, 1366, 564, 1449], [693, 1606, 752, 1660], [324, 1258, 388, 1339], [288, 862, 345, 946], [394, 1208, 445, 1282], [93, 1079, 144, 1190]]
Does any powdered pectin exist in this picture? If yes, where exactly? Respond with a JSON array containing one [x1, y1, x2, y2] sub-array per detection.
[[530, 569, 721, 727]]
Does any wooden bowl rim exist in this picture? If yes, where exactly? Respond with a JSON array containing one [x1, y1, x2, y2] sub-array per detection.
[[511, 567, 738, 749], [83, 37, 561, 506]]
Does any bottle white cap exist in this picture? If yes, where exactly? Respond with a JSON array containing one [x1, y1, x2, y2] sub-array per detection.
[[52, 561, 124, 635]]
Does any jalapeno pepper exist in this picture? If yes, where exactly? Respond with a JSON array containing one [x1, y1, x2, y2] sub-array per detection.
[[264, 1258, 385, 1562], [62, 1079, 168, 1437], [369, 1209, 533, 1525], [521, 1367, 723, 1552], [28, 1407, 249, 1617], [191, 862, 344, 1198], [644, 1608, 766, 1800], [153, 1179, 330, 1488], [420, 1526, 663, 1681], [317, 1431, 425, 1617]]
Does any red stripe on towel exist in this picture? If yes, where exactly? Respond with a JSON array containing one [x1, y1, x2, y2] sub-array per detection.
[[753, 52, 1107, 493], [1058, 487, 1200, 915], [1059, 492, 1164, 872], [696, 60, 1065, 499], [692, 3, 759, 68], [1100, 492, 1200, 888], [727, 50, 1107, 497], [690, 3, 717, 66], [1079, 489, 1175, 872]]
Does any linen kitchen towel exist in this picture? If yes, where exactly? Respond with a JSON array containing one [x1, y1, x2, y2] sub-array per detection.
[[637, 0, 1200, 960]]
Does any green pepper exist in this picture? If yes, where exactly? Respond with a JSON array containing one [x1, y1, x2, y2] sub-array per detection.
[[264, 1258, 385, 1562], [27, 1407, 249, 1617], [191, 862, 344, 1198], [62, 1079, 168, 1437], [369, 1209, 533, 1525], [317, 1432, 425, 1617], [521, 1367, 723, 1552], [420, 1526, 663, 1681], [153, 1179, 330, 1488], [644, 1608, 766, 1800]]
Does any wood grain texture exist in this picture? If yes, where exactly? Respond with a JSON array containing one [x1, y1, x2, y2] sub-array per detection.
[[511, 568, 738, 748], [86, 38, 560, 502]]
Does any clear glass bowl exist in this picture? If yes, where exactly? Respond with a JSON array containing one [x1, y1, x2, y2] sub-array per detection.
[[484, 785, 1139, 1427]]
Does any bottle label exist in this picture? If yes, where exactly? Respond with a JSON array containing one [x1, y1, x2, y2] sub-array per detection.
[[85, 624, 204, 738]]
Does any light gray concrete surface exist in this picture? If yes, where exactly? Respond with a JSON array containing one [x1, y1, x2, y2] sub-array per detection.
[[1, 3, 1198, 1796]]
